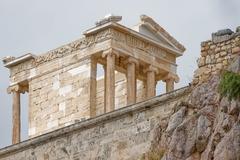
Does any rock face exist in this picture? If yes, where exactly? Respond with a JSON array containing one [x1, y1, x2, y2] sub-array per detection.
[[144, 75, 240, 160]]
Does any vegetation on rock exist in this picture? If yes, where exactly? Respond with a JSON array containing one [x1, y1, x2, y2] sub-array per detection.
[[219, 71, 240, 100]]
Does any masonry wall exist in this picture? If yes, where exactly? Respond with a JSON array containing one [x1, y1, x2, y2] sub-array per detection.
[[193, 28, 240, 85], [27, 54, 147, 137], [28, 59, 92, 137], [28, 59, 146, 137], [0, 87, 190, 160]]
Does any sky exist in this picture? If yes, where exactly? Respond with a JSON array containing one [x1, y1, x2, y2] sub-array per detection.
[[0, 0, 239, 148]]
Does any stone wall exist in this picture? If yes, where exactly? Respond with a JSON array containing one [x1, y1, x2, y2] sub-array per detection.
[[8, 49, 147, 138], [28, 59, 92, 137], [0, 87, 190, 160], [29, 58, 145, 138], [193, 27, 240, 85]]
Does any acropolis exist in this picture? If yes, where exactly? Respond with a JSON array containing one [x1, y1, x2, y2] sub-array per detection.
[[0, 14, 239, 160]]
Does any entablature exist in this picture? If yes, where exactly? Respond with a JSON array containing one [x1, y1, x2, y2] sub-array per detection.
[[3, 14, 184, 87]]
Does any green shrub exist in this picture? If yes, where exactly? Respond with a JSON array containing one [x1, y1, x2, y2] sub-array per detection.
[[219, 71, 240, 100]]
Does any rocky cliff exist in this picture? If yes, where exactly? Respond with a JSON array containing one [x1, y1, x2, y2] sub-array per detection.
[[142, 55, 240, 159], [142, 27, 240, 159]]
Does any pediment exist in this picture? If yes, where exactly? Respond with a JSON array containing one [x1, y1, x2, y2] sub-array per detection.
[[132, 15, 185, 53], [135, 24, 174, 48]]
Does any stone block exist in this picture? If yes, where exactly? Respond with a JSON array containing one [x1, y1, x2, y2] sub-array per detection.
[[59, 102, 66, 112], [68, 64, 90, 76], [212, 29, 234, 43], [28, 127, 36, 136], [59, 85, 72, 96], [216, 63, 223, 70], [197, 57, 205, 67], [232, 47, 240, 54], [201, 51, 207, 57], [47, 119, 58, 129], [220, 51, 227, 57], [227, 56, 240, 73], [28, 68, 36, 79], [206, 55, 211, 64], [215, 47, 221, 53]]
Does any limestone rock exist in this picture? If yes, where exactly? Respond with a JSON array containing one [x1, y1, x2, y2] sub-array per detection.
[[166, 107, 186, 134], [196, 115, 211, 152], [228, 100, 239, 115], [227, 56, 240, 73], [214, 124, 240, 160], [147, 75, 240, 160]]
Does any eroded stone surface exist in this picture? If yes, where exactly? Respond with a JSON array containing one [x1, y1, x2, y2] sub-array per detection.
[[143, 75, 240, 160]]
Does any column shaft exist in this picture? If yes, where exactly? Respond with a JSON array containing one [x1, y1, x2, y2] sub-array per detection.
[[127, 62, 136, 105], [146, 71, 156, 98], [103, 65, 107, 113], [12, 91, 21, 144], [142, 80, 147, 100], [89, 58, 97, 117], [105, 53, 115, 112], [166, 79, 174, 92]]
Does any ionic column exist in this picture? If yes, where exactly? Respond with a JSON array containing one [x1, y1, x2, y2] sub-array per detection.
[[126, 57, 138, 105], [7, 85, 23, 144], [163, 73, 179, 93], [103, 65, 107, 113], [89, 57, 97, 117], [166, 78, 174, 92], [145, 66, 158, 99], [142, 80, 147, 100], [12, 91, 20, 144], [102, 49, 118, 112]]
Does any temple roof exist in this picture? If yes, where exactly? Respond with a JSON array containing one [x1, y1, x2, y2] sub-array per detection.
[[136, 15, 185, 53], [84, 14, 185, 57]]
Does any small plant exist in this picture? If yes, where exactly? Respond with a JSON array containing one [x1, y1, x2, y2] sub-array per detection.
[[219, 71, 240, 100]]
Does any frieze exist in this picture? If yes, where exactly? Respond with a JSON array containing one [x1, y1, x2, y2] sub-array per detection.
[[11, 60, 33, 76], [32, 28, 167, 66], [33, 29, 113, 66], [111, 29, 167, 58]]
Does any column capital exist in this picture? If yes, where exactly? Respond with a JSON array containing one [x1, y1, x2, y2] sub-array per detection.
[[162, 73, 179, 83], [102, 48, 119, 58], [7, 84, 28, 94], [144, 65, 159, 74], [124, 57, 139, 67], [90, 55, 97, 62]]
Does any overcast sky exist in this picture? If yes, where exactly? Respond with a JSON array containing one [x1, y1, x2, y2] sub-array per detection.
[[0, 0, 239, 148]]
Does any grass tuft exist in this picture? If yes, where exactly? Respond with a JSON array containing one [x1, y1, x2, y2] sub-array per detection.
[[219, 71, 240, 100]]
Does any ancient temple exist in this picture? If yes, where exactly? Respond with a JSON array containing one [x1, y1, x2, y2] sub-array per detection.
[[2, 15, 185, 144]]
